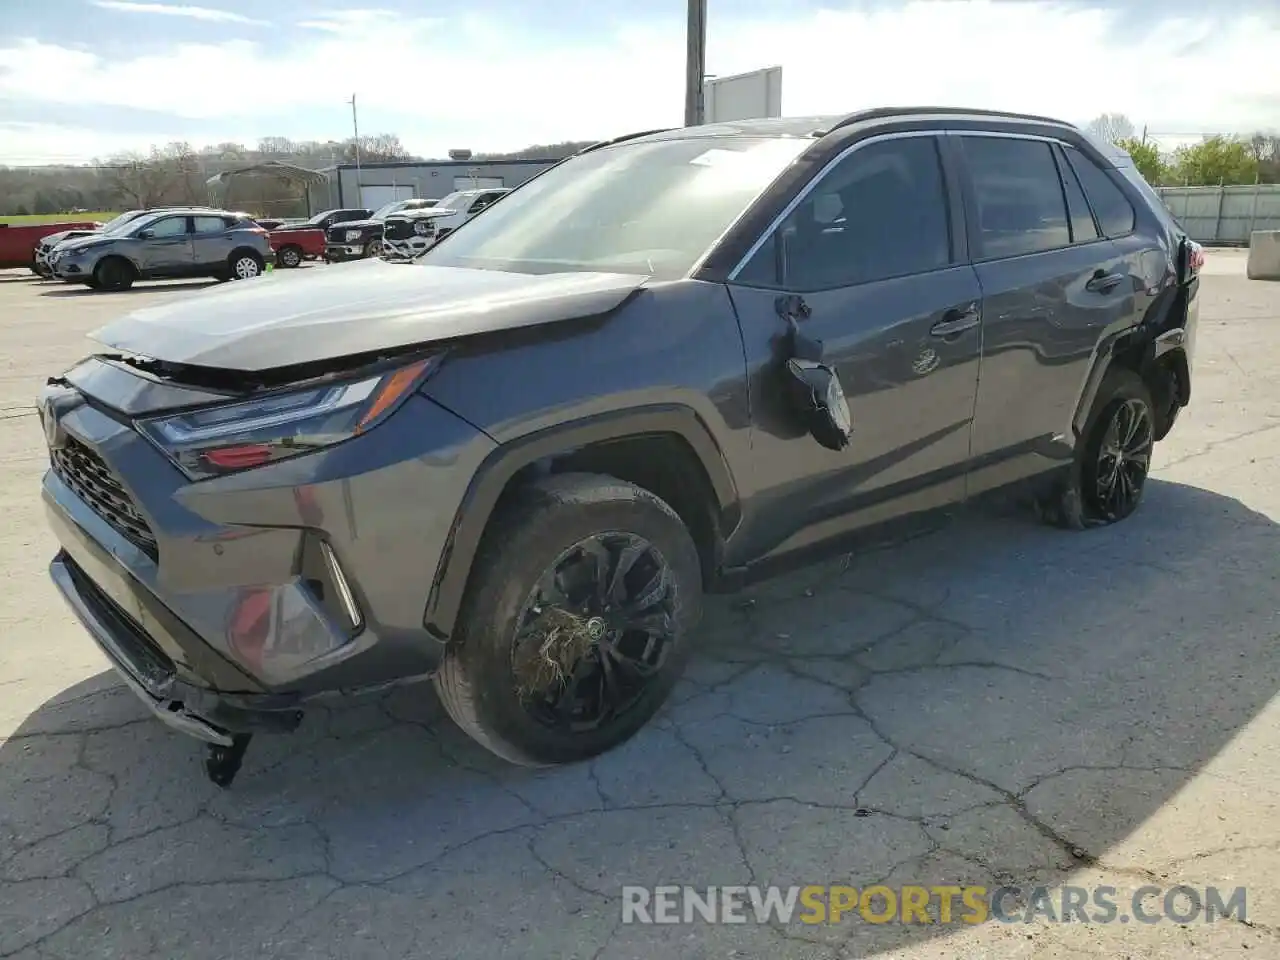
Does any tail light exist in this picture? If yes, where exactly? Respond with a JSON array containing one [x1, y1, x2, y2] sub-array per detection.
[[1189, 241, 1206, 273]]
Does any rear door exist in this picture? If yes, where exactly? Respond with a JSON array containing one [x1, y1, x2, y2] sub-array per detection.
[[136, 214, 194, 277], [190, 214, 238, 269], [724, 132, 983, 563], [955, 133, 1137, 495]]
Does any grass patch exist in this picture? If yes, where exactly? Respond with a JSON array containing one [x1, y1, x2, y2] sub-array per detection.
[[0, 212, 119, 225]]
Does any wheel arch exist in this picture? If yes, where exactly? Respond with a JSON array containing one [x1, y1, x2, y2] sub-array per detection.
[[228, 245, 265, 265], [1071, 283, 1192, 443], [423, 405, 740, 642], [94, 253, 138, 277]]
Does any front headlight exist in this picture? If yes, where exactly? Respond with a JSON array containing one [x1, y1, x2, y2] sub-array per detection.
[[344, 229, 362, 242], [137, 356, 440, 480]]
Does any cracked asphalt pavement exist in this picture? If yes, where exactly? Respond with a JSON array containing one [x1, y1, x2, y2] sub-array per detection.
[[2, 255, 1279, 959]]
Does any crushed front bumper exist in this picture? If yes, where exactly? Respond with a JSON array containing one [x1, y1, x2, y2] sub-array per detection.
[[47, 545, 304, 744]]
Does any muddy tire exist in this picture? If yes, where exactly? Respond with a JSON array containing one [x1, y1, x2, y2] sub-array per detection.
[[432, 473, 703, 766], [1038, 367, 1155, 529]]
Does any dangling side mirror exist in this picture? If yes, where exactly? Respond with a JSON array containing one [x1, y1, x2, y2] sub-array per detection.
[[783, 358, 853, 451]]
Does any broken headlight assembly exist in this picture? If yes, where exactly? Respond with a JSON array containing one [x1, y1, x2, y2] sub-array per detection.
[[137, 356, 441, 480]]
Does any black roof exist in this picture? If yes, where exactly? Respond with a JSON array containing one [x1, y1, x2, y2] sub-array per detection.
[[619, 107, 1077, 147]]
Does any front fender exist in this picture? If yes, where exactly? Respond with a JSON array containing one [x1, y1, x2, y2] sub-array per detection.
[[422, 404, 739, 640]]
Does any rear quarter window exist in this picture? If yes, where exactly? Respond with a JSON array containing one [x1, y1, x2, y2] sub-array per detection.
[[1062, 146, 1137, 238]]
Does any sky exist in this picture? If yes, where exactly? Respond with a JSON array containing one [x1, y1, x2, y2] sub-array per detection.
[[0, 0, 1277, 165]]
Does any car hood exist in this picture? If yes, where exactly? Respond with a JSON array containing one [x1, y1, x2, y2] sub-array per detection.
[[330, 218, 383, 231], [90, 259, 649, 371], [43, 229, 94, 247], [58, 235, 114, 253], [389, 209, 455, 221]]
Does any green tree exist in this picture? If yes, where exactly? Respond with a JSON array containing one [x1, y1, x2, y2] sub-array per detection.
[[1170, 136, 1259, 186], [1114, 137, 1164, 185]]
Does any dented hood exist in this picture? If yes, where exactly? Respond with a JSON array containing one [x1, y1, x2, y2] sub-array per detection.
[[89, 259, 647, 371]]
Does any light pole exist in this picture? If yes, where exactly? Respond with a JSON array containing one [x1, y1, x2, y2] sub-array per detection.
[[347, 93, 362, 201], [684, 0, 707, 126]]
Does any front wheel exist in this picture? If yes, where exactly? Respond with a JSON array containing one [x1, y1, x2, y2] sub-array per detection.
[[363, 238, 381, 259], [93, 257, 134, 292], [433, 473, 703, 766], [1039, 367, 1155, 529]]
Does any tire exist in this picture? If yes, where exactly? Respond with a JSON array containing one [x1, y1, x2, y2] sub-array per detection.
[[276, 246, 302, 269], [433, 472, 703, 766], [228, 250, 264, 280], [364, 238, 381, 259], [1038, 367, 1155, 529], [93, 257, 134, 292]]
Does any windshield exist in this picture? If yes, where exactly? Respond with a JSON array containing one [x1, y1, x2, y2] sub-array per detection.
[[306, 210, 340, 226], [371, 201, 407, 220], [433, 192, 469, 211], [102, 211, 145, 234], [416, 136, 810, 278]]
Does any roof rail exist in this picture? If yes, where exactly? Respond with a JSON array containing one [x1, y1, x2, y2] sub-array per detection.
[[819, 106, 1071, 137], [577, 128, 676, 155]]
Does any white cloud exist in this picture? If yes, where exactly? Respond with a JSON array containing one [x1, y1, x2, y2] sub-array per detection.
[[89, 1, 268, 25], [4, 1, 1279, 163], [0, 121, 258, 165]]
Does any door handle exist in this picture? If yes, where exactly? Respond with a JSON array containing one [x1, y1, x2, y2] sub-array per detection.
[[930, 304, 980, 338], [1086, 270, 1124, 294]]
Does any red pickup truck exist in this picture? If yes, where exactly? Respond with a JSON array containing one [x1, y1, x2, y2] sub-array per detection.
[[267, 226, 326, 268], [0, 219, 101, 271]]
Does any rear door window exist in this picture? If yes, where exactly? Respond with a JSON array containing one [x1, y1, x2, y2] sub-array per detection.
[[1053, 145, 1100, 244], [193, 216, 231, 234], [960, 136, 1071, 259], [1062, 145, 1137, 238]]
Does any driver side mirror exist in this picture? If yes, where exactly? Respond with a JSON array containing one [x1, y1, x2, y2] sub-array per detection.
[[136, 229, 155, 239], [783, 359, 853, 451]]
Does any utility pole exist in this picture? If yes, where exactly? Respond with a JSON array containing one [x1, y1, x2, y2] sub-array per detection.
[[347, 93, 362, 202], [684, 0, 707, 126]]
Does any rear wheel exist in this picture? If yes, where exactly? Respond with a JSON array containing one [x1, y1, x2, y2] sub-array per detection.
[[93, 257, 134, 292], [1039, 367, 1155, 529], [229, 250, 264, 280], [432, 473, 703, 766], [276, 245, 302, 268]]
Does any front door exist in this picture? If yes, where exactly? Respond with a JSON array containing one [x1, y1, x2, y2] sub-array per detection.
[[137, 215, 194, 277], [724, 132, 983, 565]]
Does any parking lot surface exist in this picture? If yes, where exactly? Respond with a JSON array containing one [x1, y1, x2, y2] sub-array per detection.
[[2, 256, 1278, 959]]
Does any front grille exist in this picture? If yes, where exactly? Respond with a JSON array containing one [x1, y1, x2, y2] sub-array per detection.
[[382, 220, 417, 241], [52, 436, 158, 559]]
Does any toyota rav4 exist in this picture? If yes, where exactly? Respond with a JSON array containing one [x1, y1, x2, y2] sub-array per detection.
[[38, 108, 1200, 786]]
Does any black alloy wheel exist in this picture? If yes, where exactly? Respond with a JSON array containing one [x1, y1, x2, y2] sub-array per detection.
[[512, 532, 675, 733], [1083, 396, 1153, 523]]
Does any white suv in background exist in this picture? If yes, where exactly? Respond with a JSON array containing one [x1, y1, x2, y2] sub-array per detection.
[[428, 188, 510, 238]]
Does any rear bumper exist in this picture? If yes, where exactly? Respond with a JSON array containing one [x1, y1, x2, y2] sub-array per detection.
[[325, 243, 365, 261]]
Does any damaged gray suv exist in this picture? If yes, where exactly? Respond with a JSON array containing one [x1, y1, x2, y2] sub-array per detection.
[[39, 108, 1201, 786]]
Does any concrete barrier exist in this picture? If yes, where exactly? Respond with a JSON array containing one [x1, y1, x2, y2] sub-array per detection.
[[1246, 230, 1280, 280]]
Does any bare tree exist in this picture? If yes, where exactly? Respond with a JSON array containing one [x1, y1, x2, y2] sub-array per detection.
[[102, 149, 181, 208], [1086, 113, 1137, 143]]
